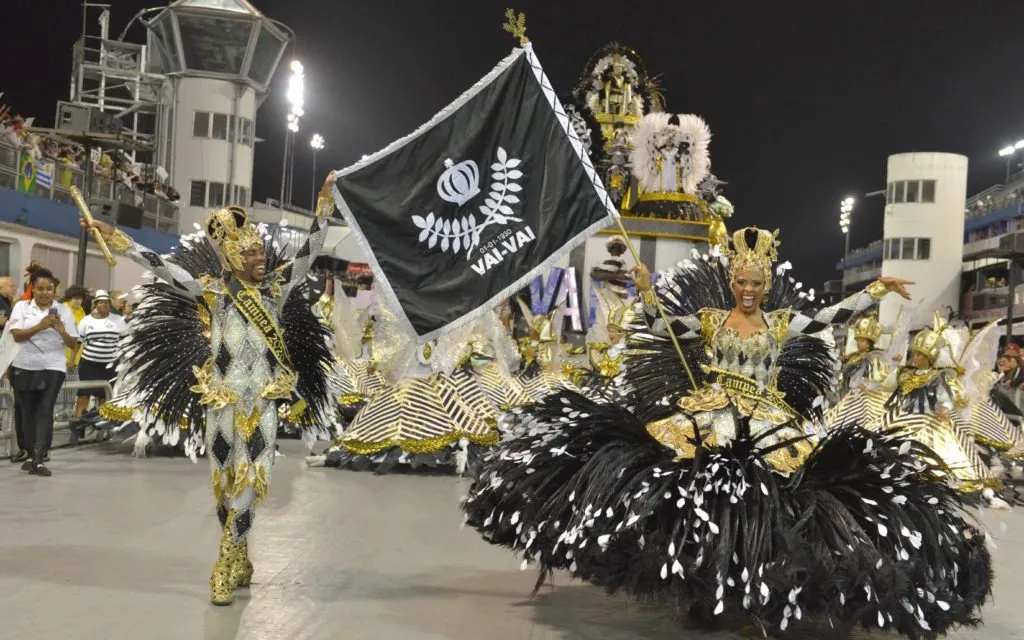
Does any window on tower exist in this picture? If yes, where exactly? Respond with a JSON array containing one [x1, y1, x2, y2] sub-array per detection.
[[193, 111, 210, 138], [906, 181, 919, 203], [189, 180, 207, 207], [211, 114, 228, 140], [921, 180, 936, 203], [208, 182, 225, 207], [240, 118, 253, 146]]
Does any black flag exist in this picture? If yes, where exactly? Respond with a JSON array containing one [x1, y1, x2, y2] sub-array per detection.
[[331, 45, 616, 341]]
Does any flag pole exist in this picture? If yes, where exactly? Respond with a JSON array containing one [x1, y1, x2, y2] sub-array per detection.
[[612, 215, 698, 390], [504, 9, 697, 390]]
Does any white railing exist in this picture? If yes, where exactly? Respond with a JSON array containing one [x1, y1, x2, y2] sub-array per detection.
[[0, 140, 179, 234]]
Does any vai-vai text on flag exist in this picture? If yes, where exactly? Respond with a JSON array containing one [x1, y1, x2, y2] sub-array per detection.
[[330, 44, 617, 341]]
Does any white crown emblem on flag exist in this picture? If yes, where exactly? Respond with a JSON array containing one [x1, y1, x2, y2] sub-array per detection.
[[413, 147, 524, 259], [437, 158, 481, 206]]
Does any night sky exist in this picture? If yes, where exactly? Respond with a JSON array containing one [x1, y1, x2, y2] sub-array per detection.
[[5, 0, 1024, 287]]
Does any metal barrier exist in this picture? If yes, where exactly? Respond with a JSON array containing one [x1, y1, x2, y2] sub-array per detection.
[[53, 380, 114, 432], [0, 383, 14, 458], [0, 377, 113, 457]]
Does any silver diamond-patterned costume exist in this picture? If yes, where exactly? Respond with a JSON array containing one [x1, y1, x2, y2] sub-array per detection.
[[103, 199, 335, 605]]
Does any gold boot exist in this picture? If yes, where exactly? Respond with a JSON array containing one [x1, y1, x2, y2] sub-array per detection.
[[230, 539, 254, 588], [210, 517, 236, 606]]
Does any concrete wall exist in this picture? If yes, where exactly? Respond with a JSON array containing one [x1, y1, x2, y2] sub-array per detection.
[[880, 152, 968, 329], [169, 77, 258, 231], [0, 187, 178, 293]]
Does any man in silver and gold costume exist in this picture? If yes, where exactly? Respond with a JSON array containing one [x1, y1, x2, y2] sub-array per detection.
[[82, 175, 338, 605]]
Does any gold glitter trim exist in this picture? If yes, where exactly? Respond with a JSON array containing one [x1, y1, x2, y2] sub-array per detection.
[[637, 191, 705, 204], [316, 196, 335, 219], [190, 359, 239, 408], [897, 368, 942, 395], [234, 407, 261, 442], [99, 403, 134, 422], [337, 393, 368, 406], [865, 280, 888, 300], [107, 229, 134, 254], [261, 369, 296, 400], [340, 429, 499, 456], [216, 461, 271, 505]]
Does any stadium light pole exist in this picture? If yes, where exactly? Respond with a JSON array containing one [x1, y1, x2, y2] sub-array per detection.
[[279, 60, 304, 209], [839, 197, 854, 294], [310, 133, 324, 209], [998, 140, 1024, 183]]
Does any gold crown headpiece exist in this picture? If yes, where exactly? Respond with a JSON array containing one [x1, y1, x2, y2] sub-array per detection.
[[205, 206, 263, 272], [853, 312, 882, 343], [726, 227, 780, 290], [910, 313, 949, 363]]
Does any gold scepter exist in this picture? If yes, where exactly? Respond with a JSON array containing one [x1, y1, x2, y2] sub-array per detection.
[[69, 185, 116, 266]]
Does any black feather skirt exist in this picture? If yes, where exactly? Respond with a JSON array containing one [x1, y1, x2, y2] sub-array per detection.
[[463, 391, 992, 638]]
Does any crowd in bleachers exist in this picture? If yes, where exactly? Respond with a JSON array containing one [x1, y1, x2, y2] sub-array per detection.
[[0, 103, 179, 202], [966, 181, 1024, 220]]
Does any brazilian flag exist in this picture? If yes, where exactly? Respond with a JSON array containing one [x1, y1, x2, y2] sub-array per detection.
[[17, 152, 36, 193]]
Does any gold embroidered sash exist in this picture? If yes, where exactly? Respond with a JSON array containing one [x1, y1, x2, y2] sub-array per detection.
[[226, 281, 294, 374]]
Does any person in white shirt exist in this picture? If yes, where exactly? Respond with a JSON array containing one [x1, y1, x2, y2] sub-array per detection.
[[74, 290, 127, 419], [8, 268, 79, 476]]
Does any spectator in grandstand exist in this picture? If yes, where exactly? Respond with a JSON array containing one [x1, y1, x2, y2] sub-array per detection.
[[72, 290, 125, 421], [8, 267, 79, 476], [61, 285, 89, 370]]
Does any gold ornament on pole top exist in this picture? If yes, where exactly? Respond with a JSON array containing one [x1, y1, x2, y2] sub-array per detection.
[[503, 9, 528, 46]]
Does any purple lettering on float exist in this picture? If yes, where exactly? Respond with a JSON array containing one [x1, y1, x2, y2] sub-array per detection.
[[557, 267, 582, 332], [529, 267, 583, 332], [530, 268, 564, 316]]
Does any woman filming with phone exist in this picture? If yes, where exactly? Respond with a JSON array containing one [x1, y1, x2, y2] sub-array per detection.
[[7, 268, 79, 476]]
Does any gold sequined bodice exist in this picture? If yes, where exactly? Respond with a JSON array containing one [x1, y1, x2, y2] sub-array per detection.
[[702, 309, 789, 387]]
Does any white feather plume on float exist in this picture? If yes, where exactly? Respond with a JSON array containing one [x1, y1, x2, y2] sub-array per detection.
[[331, 288, 365, 362], [883, 305, 915, 364], [630, 113, 711, 195]]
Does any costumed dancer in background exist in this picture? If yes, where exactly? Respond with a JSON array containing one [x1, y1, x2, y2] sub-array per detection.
[[320, 302, 499, 475], [464, 226, 995, 638], [329, 291, 385, 425], [567, 286, 632, 398], [993, 343, 1024, 423], [825, 309, 909, 428], [458, 309, 532, 413], [513, 300, 578, 401], [874, 315, 1021, 505], [81, 175, 337, 606]]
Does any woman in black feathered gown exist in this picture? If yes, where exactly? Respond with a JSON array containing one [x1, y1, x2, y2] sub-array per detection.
[[462, 227, 993, 639]]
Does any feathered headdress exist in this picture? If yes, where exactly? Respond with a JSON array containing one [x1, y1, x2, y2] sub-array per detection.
[[725, 227, 780, 291], [205, 206, 263, 273], [630, 113, 711, 194]]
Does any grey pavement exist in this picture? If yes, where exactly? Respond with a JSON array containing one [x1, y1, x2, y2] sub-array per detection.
[[0, 439, 1022, 640]]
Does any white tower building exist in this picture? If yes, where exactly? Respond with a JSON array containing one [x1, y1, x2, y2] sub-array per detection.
[[146, 0, 292, 231], [879, 152, 968, 329]]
